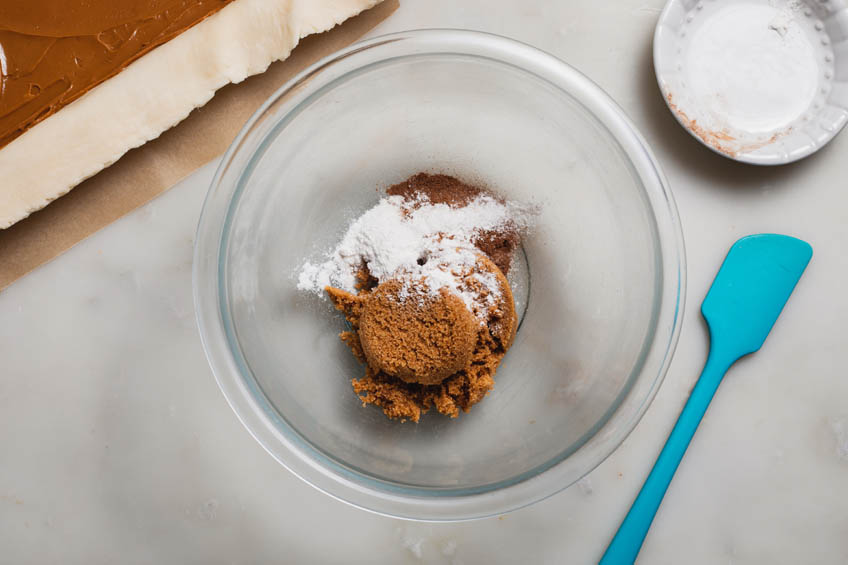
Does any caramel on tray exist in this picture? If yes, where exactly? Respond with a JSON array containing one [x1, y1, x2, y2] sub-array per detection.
[[0, 0, 234, 148]]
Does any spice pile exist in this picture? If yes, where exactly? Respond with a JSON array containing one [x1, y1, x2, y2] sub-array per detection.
[[297, 173, 533, 421]]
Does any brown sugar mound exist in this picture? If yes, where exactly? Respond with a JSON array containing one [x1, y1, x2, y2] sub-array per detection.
[[327, 255, 517, 422], [359, 280, 477, 385]]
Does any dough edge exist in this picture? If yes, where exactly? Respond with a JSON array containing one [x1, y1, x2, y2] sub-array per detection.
[[0, 0, 382, 229]]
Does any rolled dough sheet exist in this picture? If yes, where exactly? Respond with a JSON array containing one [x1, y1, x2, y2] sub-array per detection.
[[0, 0, 382, 229]]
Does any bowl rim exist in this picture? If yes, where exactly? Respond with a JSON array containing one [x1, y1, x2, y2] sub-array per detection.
[[193, 28, 687, 521]]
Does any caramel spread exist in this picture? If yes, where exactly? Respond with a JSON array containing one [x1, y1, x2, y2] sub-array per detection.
[[0, 0, 234, 148]]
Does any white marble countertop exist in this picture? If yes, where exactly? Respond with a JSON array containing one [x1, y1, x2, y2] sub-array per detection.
[[2, 1, 847, 563]]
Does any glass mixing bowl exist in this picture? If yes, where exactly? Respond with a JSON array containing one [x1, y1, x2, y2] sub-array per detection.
[[193, 30, 686, 520]]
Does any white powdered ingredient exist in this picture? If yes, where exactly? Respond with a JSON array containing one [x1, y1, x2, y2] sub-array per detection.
[[685, 3, 818, 133], [297, 193, 531, 319]]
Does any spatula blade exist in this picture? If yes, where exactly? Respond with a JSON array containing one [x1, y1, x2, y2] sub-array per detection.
[[702, 234, 812, 358]]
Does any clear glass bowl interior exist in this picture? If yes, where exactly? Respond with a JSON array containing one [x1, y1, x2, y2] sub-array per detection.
[[194, 30, 685, 520]]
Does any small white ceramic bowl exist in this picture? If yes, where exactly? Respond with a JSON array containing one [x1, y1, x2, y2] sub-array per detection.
[[655, 0, 848, 164]]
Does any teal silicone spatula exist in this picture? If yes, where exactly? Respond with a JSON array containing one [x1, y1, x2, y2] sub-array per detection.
[[600, 234, 812, 565]]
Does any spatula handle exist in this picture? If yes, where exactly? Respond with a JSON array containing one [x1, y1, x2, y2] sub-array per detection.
[[600, 351, 733, 564]]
